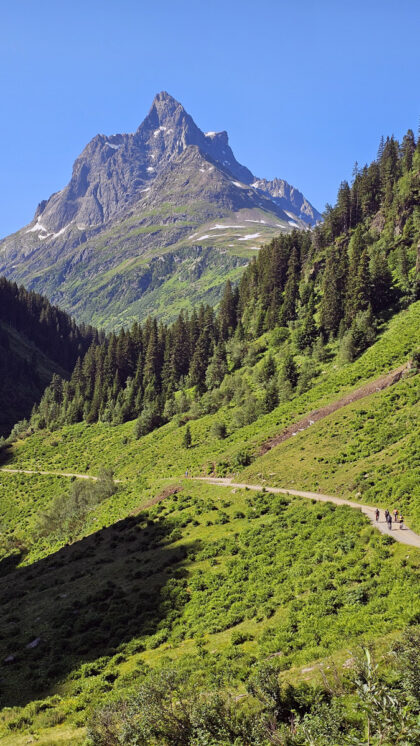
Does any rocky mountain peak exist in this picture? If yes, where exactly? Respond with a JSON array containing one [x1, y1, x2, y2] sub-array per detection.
[[0, 92, 322, 329], [149, 90, 184, 118], [139, 91, 189, 133], [1, 91, 321, 257]]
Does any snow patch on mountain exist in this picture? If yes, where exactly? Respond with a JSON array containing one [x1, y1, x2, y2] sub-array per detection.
[[210, 224, 246, 230], [238, 233, 261, 241]]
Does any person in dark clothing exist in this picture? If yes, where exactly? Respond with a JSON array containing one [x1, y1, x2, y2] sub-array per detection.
[[387, 514, 392, 529], [399, 515, 404, 529], [375, 508, 380, 521]]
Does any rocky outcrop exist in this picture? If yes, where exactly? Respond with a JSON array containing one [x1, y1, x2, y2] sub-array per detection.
[[251, 177, 321, 224]]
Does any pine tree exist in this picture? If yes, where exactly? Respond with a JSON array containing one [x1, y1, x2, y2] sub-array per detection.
[[282, 351, 298, 388], [218, 280, 237, 340], [377, 135, 385, 161], [320, 249, 343, 336], [182, 424, 192, 449], [205, 343, 228, 390], [143, 320, 162, 393], [189, 332, 209, 394], [345, 227, 369, 326], [280, 247, 300, 324], [370, 251, 394, 311], [401, 129, 416, 172], [263, 380, 279, 413], [297, 294, 318, 350], [336, 180, 351, 233]]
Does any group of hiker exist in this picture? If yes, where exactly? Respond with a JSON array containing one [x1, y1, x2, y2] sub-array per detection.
[[375, 507, 404, 529]]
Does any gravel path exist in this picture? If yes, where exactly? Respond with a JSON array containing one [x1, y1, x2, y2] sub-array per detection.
[[2, 467, 417, 548], [195, 477, 420, 549], [0, 468, 122, 483]]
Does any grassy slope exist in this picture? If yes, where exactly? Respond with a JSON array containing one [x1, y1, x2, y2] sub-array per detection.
[[1, 481, 419, 742], [15, 205, 288, 330], [0, 302, 419, 743], [241, 373, 420, 531]]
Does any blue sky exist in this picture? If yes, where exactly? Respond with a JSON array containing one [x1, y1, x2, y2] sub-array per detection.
[[1, 0, 419, 237]]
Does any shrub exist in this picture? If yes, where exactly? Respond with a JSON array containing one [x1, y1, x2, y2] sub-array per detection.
[[233, 450, 251, 467], [212, 421, 227, 439]]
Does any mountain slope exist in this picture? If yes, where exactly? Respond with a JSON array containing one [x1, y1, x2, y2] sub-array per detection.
[[0, 277, 98, 435], [0, 92, 321, 329]]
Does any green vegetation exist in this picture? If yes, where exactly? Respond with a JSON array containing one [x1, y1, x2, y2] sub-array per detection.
[[18, 128, 419, 451], [6, 302, 419, 495], [0, 128, 419, 743], [0, 478, 419, 742], [87, 635, 420, 745], [242, 371, 420, 531]]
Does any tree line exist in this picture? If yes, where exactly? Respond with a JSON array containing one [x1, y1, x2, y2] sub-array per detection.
[[0, 276, 101, 371], [29, 128, 420, 435]]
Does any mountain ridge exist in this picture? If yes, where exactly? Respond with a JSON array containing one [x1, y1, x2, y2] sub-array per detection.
[[0, 92, 321, 328]]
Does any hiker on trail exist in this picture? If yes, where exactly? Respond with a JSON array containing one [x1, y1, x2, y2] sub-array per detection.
[[375, 508, 380, 522], [385, 510, 389, 522], [185, 469, 188, 478], [399, 515, 404, 530], [387, 514, 392, 529], [393, 509, 398, 522]]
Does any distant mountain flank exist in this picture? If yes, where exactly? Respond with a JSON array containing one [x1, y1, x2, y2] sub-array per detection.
[[0, 276, 98, 436], [0, 92, 321, 329]]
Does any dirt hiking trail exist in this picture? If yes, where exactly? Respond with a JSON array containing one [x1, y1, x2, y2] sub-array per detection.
[[0, 468, 122, 483], [194, 477, 420, 549]]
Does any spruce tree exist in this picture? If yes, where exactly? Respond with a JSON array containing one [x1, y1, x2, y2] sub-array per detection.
[[297, 294, 318, 350], [218, 280, 237, 340], [320, 249, 342, 336], [282, 351, 298, 388], [280, 247, 299, 324], [182, 424, 192, 449]]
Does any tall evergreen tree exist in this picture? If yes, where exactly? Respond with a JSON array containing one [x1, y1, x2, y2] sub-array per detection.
[[280, 247, 300, 324]]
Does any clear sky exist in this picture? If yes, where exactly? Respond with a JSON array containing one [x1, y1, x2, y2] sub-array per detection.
[[1, 0, 419, 237]]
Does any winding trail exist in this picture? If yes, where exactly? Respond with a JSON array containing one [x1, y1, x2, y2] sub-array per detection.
[[1, 467, 418, 548], [194, 477, 420, 549], [0, 468, 122, 483]]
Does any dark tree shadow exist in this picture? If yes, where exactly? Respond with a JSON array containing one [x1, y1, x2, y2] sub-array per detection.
[[0, 443, 17, 467], [0, 512, 200, 707], [0, 551, 22, 578]]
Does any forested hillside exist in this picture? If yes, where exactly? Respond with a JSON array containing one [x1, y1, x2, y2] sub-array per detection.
[[29, 130, 419, 435], [0, 277, 100, 435]]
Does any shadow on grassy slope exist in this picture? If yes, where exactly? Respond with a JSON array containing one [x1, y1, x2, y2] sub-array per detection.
[[0, 513, 198, 707]]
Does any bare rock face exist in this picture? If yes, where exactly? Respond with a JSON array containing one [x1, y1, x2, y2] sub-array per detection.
[[251, 178, 321, 223], [35, 92, 258, 234], [0, 92, 321, 328]]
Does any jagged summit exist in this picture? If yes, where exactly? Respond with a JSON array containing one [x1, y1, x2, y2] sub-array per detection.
[[12, 91, 320, 236], [147, 90, 185, 118], [0, 92, 321, 329]]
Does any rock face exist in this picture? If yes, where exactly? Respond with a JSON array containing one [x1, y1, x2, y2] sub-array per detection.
[[0, 92, 321, 329], [251, 178, 320, 224]]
